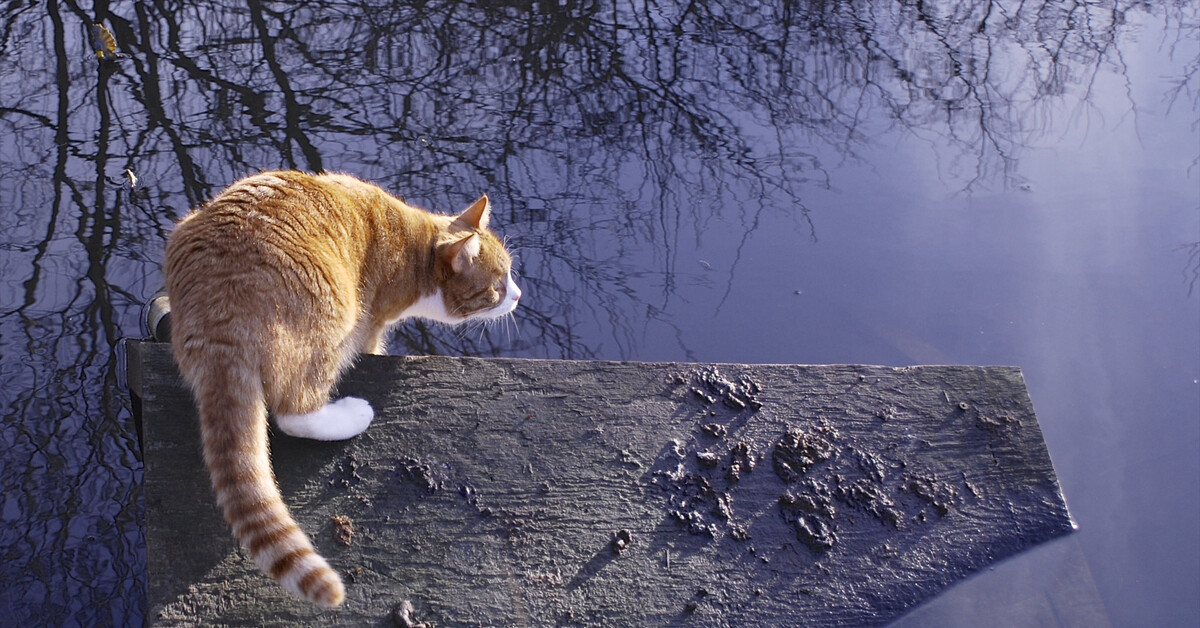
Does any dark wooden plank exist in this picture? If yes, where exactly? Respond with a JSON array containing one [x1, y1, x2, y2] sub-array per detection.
[[127, 340, 1074, 627]]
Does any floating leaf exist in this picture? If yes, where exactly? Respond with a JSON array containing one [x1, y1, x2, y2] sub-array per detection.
[[92, 23, 118, 61]]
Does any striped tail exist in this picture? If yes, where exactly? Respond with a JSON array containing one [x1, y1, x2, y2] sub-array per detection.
[[194, 363, 345, 607]]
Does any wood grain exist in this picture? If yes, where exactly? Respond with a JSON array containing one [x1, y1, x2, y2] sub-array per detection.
[[126, 340, 1073, 627]]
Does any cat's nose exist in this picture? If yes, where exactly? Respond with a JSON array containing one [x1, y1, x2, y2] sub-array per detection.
[[506, 275, 522, 303]]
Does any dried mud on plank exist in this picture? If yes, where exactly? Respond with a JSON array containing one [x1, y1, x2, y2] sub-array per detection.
[[125, 340, 1073, 627]]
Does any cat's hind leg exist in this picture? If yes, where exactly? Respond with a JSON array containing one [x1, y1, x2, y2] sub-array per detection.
[[275, 397, 374, 441], [270, 321, 374, 441]]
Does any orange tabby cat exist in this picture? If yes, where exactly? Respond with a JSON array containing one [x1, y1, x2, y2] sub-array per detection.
[[163, 170, 521, 607]]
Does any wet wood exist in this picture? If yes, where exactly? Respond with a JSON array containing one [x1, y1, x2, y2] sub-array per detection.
[[125, 340, 1073, 627]]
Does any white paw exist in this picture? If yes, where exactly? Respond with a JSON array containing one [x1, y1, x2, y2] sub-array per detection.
[[276, 397, 374, 441]]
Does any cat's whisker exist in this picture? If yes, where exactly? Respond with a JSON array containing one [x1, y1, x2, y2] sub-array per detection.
[[469, 317, 492, 346]]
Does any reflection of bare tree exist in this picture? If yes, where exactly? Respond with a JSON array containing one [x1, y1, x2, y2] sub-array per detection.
[[96, 0, 838, 358], [1184, 242, 1200, 297], [0, 1, 1195, 624], [57, 0, 1171, 357], [0, 1, 154, 624], [1162, 6, 1200, 174]]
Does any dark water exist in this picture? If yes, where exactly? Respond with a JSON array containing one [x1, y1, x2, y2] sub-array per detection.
[[1, 1, 1196, 625]]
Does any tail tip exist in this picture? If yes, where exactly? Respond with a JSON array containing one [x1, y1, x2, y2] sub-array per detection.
[[312, 578, 346, 608], [299, 569, 345, 608]]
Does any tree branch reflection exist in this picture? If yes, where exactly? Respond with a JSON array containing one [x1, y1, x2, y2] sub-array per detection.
[[0, 1, 1195, 624]]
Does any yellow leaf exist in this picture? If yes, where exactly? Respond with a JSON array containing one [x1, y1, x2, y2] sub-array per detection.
[[92, 23, 117, 61]]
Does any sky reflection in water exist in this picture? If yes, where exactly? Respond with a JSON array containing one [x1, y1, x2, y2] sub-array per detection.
[[0, 1, 1196, 625]]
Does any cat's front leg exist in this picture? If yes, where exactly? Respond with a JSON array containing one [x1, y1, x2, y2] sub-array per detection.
[[275, 397, 374, 441]]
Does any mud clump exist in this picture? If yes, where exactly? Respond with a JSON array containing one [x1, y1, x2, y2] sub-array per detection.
[[977, 412, 1020, 432], [836, 479, 903, 527], [779, 487, 837, 551], [668, 508, 714, 536], [331, 515, 354, 546], [611, 529, 633, 555], [391, 600, 430, 628], [659, 472, 722, 537], [330, 453, 364, 489], [904, 474, 958, 516], [652, 431, 761, 541], [397, 457, 443, 494], [685, 366, 763, 412], [772, 426, 837, 482], [854, 449, 887, 484], [652, 368, 769, 541], [654, 436, 763, 541], [795, 517, 836, 552], [770, 422, 916, 550], [727, 441, 756, 482]]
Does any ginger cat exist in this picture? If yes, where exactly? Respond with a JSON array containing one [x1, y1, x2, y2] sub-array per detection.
[[163, 170, 521, 607]]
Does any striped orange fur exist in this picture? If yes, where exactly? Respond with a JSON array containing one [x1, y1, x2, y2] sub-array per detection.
[[163, 171, 520, 607]]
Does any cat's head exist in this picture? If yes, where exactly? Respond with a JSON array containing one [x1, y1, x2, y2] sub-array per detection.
[[427, 195, 521, 323]]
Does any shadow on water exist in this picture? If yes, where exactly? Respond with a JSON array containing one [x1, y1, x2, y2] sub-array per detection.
[[0, 0, 1195, 624]]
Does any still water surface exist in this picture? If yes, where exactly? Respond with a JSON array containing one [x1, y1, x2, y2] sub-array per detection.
[[0, 1, 1196, 626]]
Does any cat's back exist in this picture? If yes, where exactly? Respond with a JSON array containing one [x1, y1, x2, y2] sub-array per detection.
[[171, 171, 367, 250], [167, 172, 382, 287], [164, 171, 388, 347]]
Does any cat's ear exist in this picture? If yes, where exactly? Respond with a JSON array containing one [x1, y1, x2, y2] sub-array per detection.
[[454, 194, 491, 230], [442, 233, 480, 274]]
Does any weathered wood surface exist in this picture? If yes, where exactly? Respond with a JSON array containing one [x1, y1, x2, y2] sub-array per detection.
[[125, 340, 1073, 627]]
